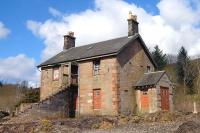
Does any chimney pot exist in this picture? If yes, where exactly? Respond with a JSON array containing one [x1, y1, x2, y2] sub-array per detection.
[[68, 31, 74, 37], [127, 11, 139, 36]]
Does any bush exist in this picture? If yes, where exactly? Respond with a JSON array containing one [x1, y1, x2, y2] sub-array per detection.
[[15, 89, 39, 107], [21, 89, 39, 103]]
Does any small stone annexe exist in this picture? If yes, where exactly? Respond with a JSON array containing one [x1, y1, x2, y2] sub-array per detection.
[[37, 12, 173, 117]]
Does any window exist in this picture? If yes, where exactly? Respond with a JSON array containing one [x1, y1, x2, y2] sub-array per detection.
[[93, 59, 100, 75], [53, 67, 59, 80], [147, 66, 151, 73], [143, 91, 148, 95]]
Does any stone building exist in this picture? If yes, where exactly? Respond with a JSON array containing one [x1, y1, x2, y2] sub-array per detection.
[[37, 12, 173, 117]]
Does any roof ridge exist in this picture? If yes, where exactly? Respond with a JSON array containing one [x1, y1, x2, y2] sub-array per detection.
[[69, 36, 128, 49]]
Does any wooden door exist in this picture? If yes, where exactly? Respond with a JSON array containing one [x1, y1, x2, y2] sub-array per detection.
[[160, 86, 169, 111], [93, 89, 101, 109], [141, 90, 149, 111]]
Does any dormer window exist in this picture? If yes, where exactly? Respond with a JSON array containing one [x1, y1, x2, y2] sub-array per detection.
[[93, 59, 100, 75]]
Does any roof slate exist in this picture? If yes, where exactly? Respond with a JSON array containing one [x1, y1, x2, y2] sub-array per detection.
[[135, 71, 166, 87], [38, 33, 156, 67]]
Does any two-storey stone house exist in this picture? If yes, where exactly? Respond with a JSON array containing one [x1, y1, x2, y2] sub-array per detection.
[[37, 12, 173, 117]]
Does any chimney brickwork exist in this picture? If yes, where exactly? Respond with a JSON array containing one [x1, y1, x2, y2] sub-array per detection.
[[127, 11, 139, 36], [63, 31, 76, 50]]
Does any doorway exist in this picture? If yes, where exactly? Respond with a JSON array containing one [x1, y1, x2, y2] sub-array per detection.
[[160, 86, 169, 111], [68, 87, 78, 117]]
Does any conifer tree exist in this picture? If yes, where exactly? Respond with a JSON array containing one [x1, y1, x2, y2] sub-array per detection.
[[151, 45, 167, 70], [176, 46, 197, 94]]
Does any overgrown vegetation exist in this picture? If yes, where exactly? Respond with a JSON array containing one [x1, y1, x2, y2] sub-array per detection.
[[20, 89, 39, 103], [15, 88, 40, 108]]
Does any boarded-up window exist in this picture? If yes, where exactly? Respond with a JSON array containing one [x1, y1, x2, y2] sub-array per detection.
[[93, 89, 101, 109], [141, 90, 149, 111], [93, 60, 100, 75], [53, 68, 59, 80]]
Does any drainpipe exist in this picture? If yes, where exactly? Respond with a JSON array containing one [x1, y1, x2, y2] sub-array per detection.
[[37, 67, 41, 101], [77, 63, 80, 117]]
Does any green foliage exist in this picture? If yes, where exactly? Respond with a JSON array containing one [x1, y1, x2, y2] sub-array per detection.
[[176, 46, 197, 94], [15, 88, 39, 108], [176, 47, 189, 82], [21, 89, 40, 103], [151, 45, 167, 70]]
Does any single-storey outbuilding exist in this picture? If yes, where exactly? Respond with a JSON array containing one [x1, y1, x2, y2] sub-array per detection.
[[135, 71, 173, 113]]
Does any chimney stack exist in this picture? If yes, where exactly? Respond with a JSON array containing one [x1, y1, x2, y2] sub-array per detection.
[[127, 11, 138, 36], [63, 31, 76, 50]]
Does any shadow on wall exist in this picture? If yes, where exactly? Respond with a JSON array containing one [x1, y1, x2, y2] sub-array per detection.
[[117, 39, 142, 67]]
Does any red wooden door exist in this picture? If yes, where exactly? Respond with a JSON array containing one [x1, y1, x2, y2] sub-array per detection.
[[141, 90, 149, 111], [93, 89, 101, 109], [160, 86, 169, 111]]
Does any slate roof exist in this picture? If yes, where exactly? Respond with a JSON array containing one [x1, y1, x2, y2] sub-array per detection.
[[135, 71, 166, 87], [38, 33, 156, 67]]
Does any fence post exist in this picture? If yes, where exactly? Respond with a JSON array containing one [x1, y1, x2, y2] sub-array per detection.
[[193, 101, 197, 114]]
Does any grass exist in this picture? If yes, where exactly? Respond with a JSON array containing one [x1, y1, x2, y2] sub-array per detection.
[[0, 84, 22, 111]]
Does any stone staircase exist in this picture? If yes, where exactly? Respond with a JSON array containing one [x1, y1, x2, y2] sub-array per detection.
[[16, 84, 70, 117]]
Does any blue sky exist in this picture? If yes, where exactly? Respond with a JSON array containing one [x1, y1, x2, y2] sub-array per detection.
[[0, 0, 158, 63], [0, 0, 94, 62], [0, 0, 200, 85]]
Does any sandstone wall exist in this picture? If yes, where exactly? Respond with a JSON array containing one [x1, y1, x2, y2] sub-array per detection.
[[78, 57, 119, 116], [117, 39, 155, 114], [40, 64, 69, 100]]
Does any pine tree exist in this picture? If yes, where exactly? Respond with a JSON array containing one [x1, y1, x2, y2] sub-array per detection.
[[176, 47, 188, 83], [176, 46, 197, 94], [151, 45, 167, 70]]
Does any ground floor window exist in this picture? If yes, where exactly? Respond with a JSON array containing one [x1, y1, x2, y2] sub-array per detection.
[[93, 89, 101, 109]]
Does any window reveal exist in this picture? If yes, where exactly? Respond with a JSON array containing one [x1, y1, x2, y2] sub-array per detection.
[[53, 68, 59, 80]]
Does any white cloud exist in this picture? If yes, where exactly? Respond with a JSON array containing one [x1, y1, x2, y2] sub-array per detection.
[[49, 7, 62, 17], [27, 0, 200, 61], [0, 21, 10, 39], [157, 0, 200, 29], [0, 54, 39, 87]]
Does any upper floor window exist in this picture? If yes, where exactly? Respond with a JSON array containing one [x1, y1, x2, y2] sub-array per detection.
[[53, 67, 59, 80], [147, 66, 151, 73], [93, 59, 100, 75]]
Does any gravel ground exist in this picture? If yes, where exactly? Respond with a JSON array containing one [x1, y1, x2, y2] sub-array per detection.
[[83, 122, 181, 133], [1, 112, 200, 133]]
